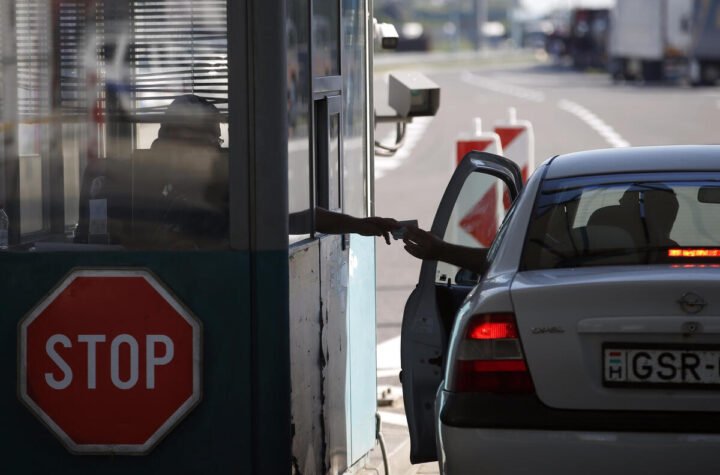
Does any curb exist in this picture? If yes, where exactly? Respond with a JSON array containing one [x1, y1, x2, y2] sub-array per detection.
[[373, 48, 541, 73]]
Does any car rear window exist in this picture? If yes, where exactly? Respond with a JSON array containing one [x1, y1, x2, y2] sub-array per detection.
[[521, 172, 720, 270]]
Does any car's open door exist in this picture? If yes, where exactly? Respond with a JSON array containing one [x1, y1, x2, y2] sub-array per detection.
[[401, 151, 522, 463]]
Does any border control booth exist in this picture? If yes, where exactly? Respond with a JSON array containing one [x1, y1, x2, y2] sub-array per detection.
[[0, 0, 377, 473]]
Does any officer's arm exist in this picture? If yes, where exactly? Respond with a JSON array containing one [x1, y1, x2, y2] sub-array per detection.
[[315, 207, 398, 244], [289, 207, 399, 244]]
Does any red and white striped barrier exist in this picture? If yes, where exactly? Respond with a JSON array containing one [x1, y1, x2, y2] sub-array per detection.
[[448, 119, 504, 249], [455, 118, 502, 166], [494, 107, 535, 184]]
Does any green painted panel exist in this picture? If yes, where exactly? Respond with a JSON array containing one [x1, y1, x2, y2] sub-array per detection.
[[252, 251, 292, 474], [0, 252, 255, 474]]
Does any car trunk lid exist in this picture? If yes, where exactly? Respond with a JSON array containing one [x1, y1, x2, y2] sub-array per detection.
[[511, 266, 720, 412]]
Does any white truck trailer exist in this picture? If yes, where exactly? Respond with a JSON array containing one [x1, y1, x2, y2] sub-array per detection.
[[609, 0, 694, 81], [689, 0, 720, 85]]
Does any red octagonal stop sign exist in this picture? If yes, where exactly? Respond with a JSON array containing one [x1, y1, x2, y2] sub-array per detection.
[[19, 269, 202, 454]]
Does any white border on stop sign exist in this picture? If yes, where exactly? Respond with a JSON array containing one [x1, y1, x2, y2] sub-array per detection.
[[17, 268, 203, 455]]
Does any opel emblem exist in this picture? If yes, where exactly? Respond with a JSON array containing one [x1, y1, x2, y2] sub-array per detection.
[[678, 292, 707, 314]]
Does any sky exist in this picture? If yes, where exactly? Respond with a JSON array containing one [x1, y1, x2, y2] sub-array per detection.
[[522, 0, 616, 14]]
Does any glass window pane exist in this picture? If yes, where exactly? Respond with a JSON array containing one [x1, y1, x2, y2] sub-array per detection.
[[328, 113, 341, 211], [522, 173, 720, 270], [313, 0, 340, 77], [0, 0, 230, 251], [341, 0, 367, 218], [436, 173, 509, 284], [288, 0, 312, 241]]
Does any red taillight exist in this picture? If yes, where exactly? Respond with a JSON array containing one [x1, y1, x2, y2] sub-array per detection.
[[451, 313, 535, 394], [467, 314, 518, 340]]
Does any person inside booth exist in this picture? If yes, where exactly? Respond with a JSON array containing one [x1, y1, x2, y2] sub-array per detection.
[[131, 94, 229, 250], [132, 94, 401, 249]]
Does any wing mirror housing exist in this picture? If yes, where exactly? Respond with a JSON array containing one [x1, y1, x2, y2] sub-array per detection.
[[454, 268, 480, 286]]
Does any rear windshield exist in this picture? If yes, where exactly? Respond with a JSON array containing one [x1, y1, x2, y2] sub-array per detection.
[[522, 172, 720, 270]]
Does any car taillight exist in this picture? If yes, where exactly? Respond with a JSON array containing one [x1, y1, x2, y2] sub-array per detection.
[[450, 313, 535, 394]]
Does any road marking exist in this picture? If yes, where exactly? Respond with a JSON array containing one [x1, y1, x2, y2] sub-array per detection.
[[375, 117, 433, 179], [387, 436, 410, 459], [377, 368, 400, 378], [557, 99, 631, 148], [461, 71, 546, 103], [378, 410, 408, 427]]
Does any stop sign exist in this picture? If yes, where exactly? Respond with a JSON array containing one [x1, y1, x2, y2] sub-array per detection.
[[18, 269, 202, 454]]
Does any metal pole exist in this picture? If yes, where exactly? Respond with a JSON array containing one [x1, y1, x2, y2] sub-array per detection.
[[473, 0, 488, 51]]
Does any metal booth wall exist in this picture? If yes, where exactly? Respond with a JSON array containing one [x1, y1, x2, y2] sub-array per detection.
[[287, 0, 376, 473]]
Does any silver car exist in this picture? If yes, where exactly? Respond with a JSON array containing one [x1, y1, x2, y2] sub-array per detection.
[[401, 146, 720, 474]]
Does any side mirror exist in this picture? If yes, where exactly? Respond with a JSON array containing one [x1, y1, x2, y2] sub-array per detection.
[[454, 268, 480, 286]]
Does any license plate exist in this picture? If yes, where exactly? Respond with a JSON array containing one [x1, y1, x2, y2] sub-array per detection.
[[604, 347, 720, 387]]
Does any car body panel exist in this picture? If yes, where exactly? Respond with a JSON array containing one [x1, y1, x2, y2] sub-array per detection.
[[439, 416, 720, 475], [512, 266, 720, 411], [443, 271, 516, 391], [544, 145, 720, 180], [439, 390, 720, 432]]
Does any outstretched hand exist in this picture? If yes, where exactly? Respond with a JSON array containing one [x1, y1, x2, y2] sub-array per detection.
[[403, 226, 445, 260], [314, 208, 399, 244], [354, 216, 400, 245]]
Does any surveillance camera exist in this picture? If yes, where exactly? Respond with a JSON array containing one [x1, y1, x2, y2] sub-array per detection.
[[388, 72, 440, 118], [373, 18, 399, 50]]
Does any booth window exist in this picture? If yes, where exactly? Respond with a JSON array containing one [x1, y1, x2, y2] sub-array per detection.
[[341, 0, 368, 219], [315, 95, 342, 213], [287, 0, 312, 243], [312, 0, 340, 77], [0, 0, 229, 251]]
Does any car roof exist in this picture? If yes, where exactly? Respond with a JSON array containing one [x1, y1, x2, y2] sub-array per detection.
[[544, 145, 720, 180]]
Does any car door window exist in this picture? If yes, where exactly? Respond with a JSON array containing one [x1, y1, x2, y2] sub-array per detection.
[[486, 192, 521, 265], [436, 172, 511, 284]]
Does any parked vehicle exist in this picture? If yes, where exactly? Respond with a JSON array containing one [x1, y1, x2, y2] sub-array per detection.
[[689, 0, 720, 85], [567, 8, 610, 69], [402, 146, 720, 474], [609, 0, 694, 81]]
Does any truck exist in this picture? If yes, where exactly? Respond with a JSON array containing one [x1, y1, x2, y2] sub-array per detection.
[[567, 8, 611, 70], [688, 0, 720, 85], [543, 8, 610, 70], [609, 0, 694, 81]]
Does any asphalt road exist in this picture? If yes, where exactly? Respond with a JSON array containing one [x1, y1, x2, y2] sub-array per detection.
[[368, 59, 720, 474]]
